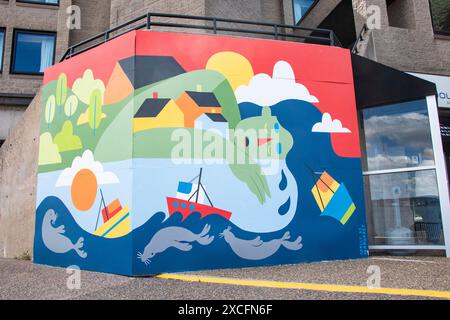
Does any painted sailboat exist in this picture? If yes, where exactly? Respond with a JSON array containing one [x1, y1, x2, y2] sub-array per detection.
[[93, 189, 131, 238], [308, 166, 356, 225], [166, 168, 232, 220]]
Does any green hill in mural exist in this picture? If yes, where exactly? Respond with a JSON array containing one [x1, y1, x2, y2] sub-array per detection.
[[235, 106, 293, 160], [95, 69, 241, 163]]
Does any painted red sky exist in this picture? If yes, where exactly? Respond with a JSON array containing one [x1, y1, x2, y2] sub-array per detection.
[[44, 30, 360, 158]]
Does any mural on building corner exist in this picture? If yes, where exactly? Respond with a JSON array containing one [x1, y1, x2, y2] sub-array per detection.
[[34, 31, 368, 275]]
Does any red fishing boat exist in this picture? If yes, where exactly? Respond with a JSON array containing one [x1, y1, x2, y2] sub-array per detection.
[[166, 168, 232, 220]]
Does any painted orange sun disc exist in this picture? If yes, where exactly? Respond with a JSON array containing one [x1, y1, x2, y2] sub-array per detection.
[[71, 169, 98, 211]]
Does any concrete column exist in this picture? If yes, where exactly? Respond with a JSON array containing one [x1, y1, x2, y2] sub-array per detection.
[[412, 0, 434, 34], [0, 90, 41, 259], [281, 0, 294, 25]]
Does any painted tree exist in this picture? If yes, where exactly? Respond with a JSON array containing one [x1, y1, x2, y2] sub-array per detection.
[[64, 95, 79, 118], [56, 73, 68, 114], [88, 89, 103, 136], [45, 95, 56, 129]]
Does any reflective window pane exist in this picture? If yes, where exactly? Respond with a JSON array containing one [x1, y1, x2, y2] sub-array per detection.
[[430, 0, 450, 35], [364, 170, 444, 246], [12, 31, 56, 74], [0, 30, 4, 72], [360, 99, 435, 171], [293, 0, 315, 24]]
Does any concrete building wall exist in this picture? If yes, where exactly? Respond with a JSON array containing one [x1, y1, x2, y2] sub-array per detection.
[[110, 0, 206, 28], [0, 89, 41, 259], [281, 0, 294, 25], [370, 0, 450, 76], [0, 0, 72, 95], [69, 0, 112, 46], [386, 0, 416, 29], [0, 106, 23, 139], [205, 0, 283, 24], [205, 0, 281, 38], [109, 0, 293, 38], [298, 0, 450, 76]]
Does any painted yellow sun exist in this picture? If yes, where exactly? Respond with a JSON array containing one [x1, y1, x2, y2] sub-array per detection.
[[206, 51, 254, 91], [71, 168, 98, 211]]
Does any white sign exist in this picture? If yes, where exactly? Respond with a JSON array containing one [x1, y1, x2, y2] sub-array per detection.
[[409, 72, 450, 108]]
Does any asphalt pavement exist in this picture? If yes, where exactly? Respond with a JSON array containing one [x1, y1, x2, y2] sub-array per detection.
[[1, 256, 450, 300]]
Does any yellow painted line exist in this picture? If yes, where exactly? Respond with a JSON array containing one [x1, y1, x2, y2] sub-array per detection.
[[156, 273, 450, 299]]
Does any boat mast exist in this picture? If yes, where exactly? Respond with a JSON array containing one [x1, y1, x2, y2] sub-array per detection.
[[94, 189, 108, 230], [305, 163, 336, 193], [200, 183, 214, 207], [186, 168, 214, 207], [195, 168, 203, 203], [304, 163, 338, 211]]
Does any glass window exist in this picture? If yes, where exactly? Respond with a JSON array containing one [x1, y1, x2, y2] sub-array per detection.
[[360, 99, 435, 172], [0, 29, 4, 73], [364, 170, 443, 246], [293, 0, 315, 24], [12, 30, 56, 75], [17, 0, 59, 5], [430, 0, 450, 35], [360, 98, 445, 249]]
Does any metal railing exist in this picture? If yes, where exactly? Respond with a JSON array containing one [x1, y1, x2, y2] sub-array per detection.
[[352, 23, 369, 54], [60, 12, 342, 61]]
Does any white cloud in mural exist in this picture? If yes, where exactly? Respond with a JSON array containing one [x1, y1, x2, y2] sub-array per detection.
[[312, 113, 351, 133], [234, 61, 318, 106], [56, 150, 119, 187]]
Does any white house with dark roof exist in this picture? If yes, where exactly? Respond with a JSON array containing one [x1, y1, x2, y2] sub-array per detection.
[[194, 113, 229, 138]]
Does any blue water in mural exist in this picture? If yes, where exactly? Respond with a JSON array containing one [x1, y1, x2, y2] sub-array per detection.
[[34, 100, 368, 275], [279, 170, 287, 191]]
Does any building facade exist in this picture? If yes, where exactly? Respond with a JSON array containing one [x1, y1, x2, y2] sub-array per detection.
[[0, 0, 110, 147]]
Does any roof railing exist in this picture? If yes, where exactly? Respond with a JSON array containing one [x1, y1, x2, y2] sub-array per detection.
[[60, 12, 342, 61]]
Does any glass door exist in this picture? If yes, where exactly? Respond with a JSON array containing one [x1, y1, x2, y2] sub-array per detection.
[[359, 99, 446, 250]]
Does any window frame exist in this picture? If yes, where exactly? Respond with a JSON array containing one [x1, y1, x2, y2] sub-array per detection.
[[16, 0, 59, 7], [428, 0, 450, 37], [10, 28, 57, 76], [358, 96, 450, 253], [292, 0, 319, 25], [359, 98, 436, 173], [0, 27, 5, 73]]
